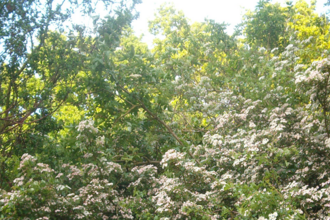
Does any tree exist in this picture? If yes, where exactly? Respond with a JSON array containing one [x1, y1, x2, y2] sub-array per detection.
[[242, 0, 289, 50], [0, 0, 140, 189], [288, 0, 330, 63]]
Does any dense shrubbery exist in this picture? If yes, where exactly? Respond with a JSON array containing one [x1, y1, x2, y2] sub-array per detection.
[[2, 0, 330, 219]]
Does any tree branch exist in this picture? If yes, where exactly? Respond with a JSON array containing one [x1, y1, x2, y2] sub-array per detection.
[[113, 83, 201, 165]]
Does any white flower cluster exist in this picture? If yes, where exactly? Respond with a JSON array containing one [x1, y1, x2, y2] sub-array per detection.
[[76, 119, 98, 133], [160, 149, 186, 168]]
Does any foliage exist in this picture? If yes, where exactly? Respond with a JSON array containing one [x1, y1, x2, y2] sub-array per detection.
[[288, 0, 330, 63], [1, 0, 330, 219], [0, 0, 140, 189], [242, 0, 289, 51]]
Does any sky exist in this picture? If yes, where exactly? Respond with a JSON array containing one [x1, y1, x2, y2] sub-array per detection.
[[131, 0, 328, 45]]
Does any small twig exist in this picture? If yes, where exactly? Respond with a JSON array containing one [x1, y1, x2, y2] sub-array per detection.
[[112, 104, 140, 125], [113, 160, 160, 165]]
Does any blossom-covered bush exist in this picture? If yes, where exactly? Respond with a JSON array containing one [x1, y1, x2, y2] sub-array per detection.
[[0, 121, 153, 219], [3, 48, 330, 219], [130, 45, 330, 219]]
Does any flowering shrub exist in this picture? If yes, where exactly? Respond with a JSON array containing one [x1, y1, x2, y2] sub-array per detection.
[[3, 53, 330, 219], [0, 121, 147, 219], [127, 46, 330, 219]]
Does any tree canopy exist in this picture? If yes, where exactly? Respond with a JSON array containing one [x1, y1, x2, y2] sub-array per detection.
[[1, 0, 330, 219]]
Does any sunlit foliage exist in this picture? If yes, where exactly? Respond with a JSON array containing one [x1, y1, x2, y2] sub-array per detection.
[[1, 0, 330, 219]]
